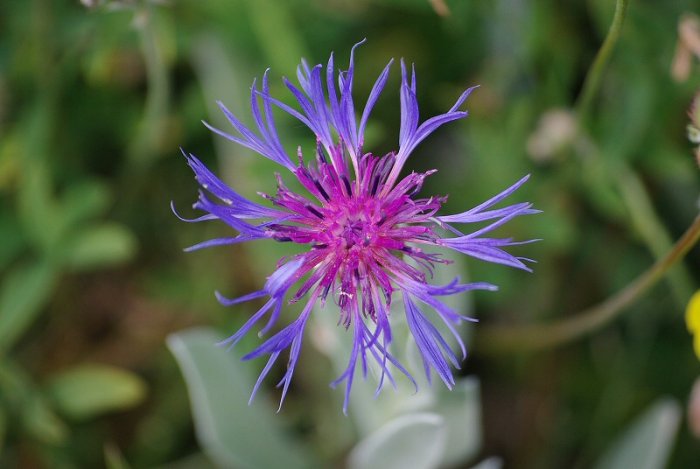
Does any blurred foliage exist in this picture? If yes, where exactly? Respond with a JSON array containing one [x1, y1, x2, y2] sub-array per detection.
[[0, 0, 699, 467]]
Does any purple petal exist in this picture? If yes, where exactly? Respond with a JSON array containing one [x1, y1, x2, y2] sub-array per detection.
[[276, 332, 304, 411], [440, 237, 534, 271], [171, 201, 218, 223], [283, 76, 332, 148], [206, 101, 295, 170], [215, 289, 267, 306], [403, 293, 458, 388], [358, 59, 393, 146], [398, 60, 419, 150], [438, 175, 533, 224], [438, 203, 539, 225], [217, 298, 275, 347], [264, 258, 304, 296], [182, 150, 285, 219], [183, 236, 259, 252], [387, 83, 478, 189], [249, 352, 280, 405], [193, 192, 267, 237]]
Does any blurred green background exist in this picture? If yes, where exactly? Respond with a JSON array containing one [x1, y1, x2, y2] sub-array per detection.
[[1, 0, 700, 467]]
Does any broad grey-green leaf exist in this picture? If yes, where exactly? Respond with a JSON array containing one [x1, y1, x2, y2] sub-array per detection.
[[167, 328, 315, 469], [436, 378, 482, 466], [348, 412, 447, 469], [63, 223, 137, 270], [470, 457, 503, 469], [47, 364, 147, 420], [311, 297, 435, 436], [594, 398, 681, 469], [0, 260, 56, 353]]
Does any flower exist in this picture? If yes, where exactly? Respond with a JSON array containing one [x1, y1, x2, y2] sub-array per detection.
[[176, 40, 538, 412], [686, 290, 700, 359]]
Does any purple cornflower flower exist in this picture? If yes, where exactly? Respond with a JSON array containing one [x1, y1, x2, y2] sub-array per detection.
[[176, 41, 537, 413]]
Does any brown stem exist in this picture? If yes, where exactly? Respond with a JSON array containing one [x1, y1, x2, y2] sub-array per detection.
[[477, 215, 700, 353]]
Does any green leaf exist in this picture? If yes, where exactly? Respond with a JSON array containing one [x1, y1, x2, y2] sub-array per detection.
[[62, 223, 137, 270], [17, 155, 60, 253], [0, 406, 6, 453], [104, 442, 132, 469], [348, 412, 447, 469], [47, 364, 147, 420], [0, 213, 25, 270], [54, 180, 111, 240], [594, 399, 681, 469], [0, 260, 56, 353], [246, 0, 307, 73], [167, 328, 316, 469], [22, 392, 69, 445], [0, 360, 68, 445], [0, 359, 32, 408], [162, 453, 218, 469]]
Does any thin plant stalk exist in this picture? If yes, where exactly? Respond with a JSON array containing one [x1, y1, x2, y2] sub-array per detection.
[[127, 5, 170, 167], [575, 0, 630, 120], [478, 214, 700, 352]]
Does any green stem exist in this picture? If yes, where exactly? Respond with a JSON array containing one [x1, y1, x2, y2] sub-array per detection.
[[575, 0, 630, 120], [477, 214, 700, 353], [127, 5, 169, 167], [615, 165, 695, 305]]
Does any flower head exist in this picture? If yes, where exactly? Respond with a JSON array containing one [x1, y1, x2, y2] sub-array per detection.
[[177, 41, 538, 412]]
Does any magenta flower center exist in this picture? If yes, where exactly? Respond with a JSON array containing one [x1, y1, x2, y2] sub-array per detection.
[[264, 150, 448, 323]]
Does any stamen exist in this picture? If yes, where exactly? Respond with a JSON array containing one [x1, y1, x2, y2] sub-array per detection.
[[306, 204, 324, 219], [313, 180, 330, 200], [341, 175, 352, 195], [370, 174, 381, 196]]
